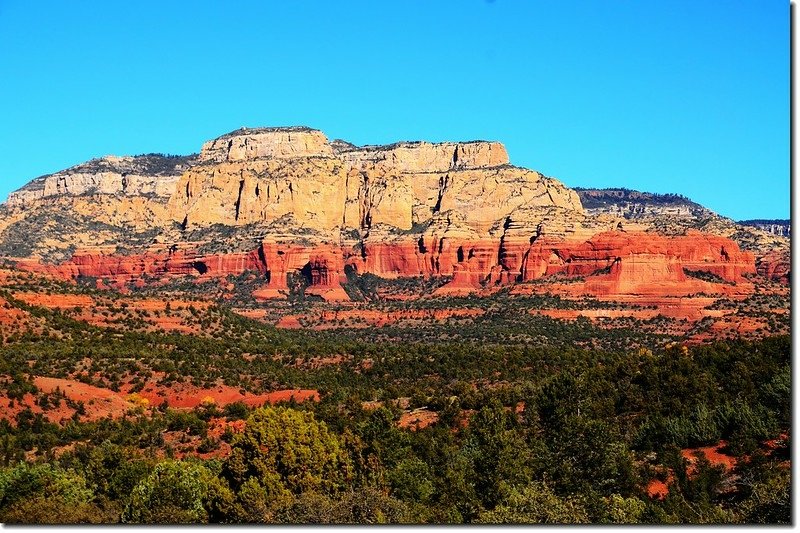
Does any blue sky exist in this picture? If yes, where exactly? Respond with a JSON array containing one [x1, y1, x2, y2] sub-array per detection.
[[0, 1, 788, 219]]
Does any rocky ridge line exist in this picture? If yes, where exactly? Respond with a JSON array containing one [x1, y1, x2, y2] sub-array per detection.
[[0, 126, 782, 299]]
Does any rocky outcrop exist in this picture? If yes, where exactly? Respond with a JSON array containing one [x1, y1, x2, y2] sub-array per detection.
[[575, 188, 712, 220], [4, 131, 560, 237], [494, 230, 753, 299], [15, 248, 266, 287], [738, 219, 790, 238], [17, 228, 755, 301], [198, 127, 334, 162], [303, 251, 349, 301], [337, 140, 509, 173], [167, 156, 348, 230], [756, 250, 790, 284], [161, 128, 582, 239], [7, 155, 194, 206]]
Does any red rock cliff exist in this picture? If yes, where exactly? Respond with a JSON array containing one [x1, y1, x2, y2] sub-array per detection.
[[16, 229, 756, 301]]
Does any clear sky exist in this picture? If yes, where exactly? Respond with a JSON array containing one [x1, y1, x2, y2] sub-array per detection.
[[0, 1, 788, 220]]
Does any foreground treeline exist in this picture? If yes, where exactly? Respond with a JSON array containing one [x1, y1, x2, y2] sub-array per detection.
[[0, 334, 789, 524]]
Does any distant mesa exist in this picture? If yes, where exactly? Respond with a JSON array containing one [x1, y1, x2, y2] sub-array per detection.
[[737, 219, 790, 238]]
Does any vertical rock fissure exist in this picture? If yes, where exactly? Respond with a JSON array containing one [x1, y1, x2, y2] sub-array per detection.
[[257, 244, 268, 274], [434, 175, 448, 213], [544, 183, 557, 206], [234, 179, 245, 221], [360, 174, 371, 229], [342, 173, 349, 228]]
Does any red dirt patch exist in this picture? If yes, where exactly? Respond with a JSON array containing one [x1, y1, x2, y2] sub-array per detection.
[[12, 291, 214, 333], [681, 441, 738, 474], [14, 292, 94, 310], [0, 296, 29, 327], [0, 375, 140, 425], [764, 432, 789, 450], [207, 417, 246, 439], [276, 315, 302, 329], [399, 409, 439, 431], [234, 308, 271, 321], [646, 440, 758, 500], [34, 376, 135, 421], [646, 478, 671, 500]]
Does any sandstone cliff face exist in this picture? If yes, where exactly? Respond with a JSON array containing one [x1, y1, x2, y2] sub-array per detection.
[[164, 128, 582, 240], [16, 248, 267, 287], [434, 168, 581, 234], [7, 155, 193, 206], [738, 220, 790, 238], [339, 144, 581, 234], [167, 157, 348, 230], [198, 127, 334, 162], [756, 250, 790, 284], [519, 231, 756, 295], [3, 155, 194, 245], [574, 187, 789, 286], [2, 125, 769, 300], [337, 140, 509, 173]]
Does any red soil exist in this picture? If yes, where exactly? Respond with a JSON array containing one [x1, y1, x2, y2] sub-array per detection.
[[646, 477, 672, 500], [12, 291, 211, 333], [0, 372, 319, 427], [0, 296, 29, 326], [516, 287, 736, 321], [0, 376, 139, 425], [233, 308, 271, 321], [207, 417, 246, 439], [398, 409, 439, 431], [764, 432, 790, 451], [644, 439, 783, 499], [681, 441, 738, 474], [276, 315, 302, 329], [14, 292, 94, 309]]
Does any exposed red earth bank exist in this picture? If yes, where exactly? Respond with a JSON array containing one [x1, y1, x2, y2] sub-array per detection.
[[645, 435, 790, 500], [0, 373, 319, 426]]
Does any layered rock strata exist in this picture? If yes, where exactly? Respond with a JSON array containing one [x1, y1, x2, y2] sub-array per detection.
[[18, 229, 755, 301], [7, 154, 194, 206], [2, 126, 765, 300]]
